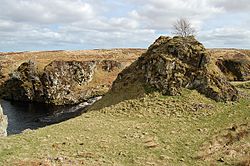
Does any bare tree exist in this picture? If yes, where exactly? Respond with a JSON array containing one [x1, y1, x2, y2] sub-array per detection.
[[172, 18, 196, 37]]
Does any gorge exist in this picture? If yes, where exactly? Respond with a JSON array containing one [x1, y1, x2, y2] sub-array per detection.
[[0, 49, 144, 135], [0, 46, 249, 136]]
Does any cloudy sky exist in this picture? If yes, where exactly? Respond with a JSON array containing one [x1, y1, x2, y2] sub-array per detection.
[[0, 0, 250, 52]]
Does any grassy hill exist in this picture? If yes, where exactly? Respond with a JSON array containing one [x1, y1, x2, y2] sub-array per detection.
[[0, 81, 249, 165]]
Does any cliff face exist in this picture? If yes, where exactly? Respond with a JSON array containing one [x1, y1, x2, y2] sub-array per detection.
[[2, 61, 44, 102], [1, 60, 123, 105], [110, 36, 238, 102], [216, 52, 250, 81], [0, 104, 7, 137], [41, 61, 97, 105]]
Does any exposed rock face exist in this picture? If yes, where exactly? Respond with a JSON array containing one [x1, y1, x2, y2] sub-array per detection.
[[1, 60, 122, 105], [112, 36, 238, 102], [0, 104, 8, 137], [101, 60, 122, 72], [41, 61, 97, 105], [216, 53, 250, 81], [1, 61, 44, 102]]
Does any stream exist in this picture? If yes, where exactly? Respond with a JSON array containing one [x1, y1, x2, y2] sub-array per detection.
[[0, 97, 101, 135]]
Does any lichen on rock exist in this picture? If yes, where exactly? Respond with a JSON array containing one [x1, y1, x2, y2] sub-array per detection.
[[0, 59, 123, 105], [1, 60, 44, 102], [41, 60, 97, 105], [112, 36, 238, 102]]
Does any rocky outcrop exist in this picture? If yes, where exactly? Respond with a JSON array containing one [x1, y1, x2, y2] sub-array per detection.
[[100, 60, 122, 72], [216, 53, 250, 81], [1, 60, 122, 105], [2, 61, 44, 102], [0, 104, 8, 137], [41, 61, 97, 105], [111, 36, 238, 102]]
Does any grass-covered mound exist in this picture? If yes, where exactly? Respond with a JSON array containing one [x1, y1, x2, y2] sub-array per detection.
[[91, 36, 239, 111], [0, 84, 249, 165]]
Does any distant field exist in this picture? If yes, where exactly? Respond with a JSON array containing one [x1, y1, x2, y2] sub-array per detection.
[[208, 48, 250, 59], [0, 49, 146, 84], [1, 48, 249, 78]]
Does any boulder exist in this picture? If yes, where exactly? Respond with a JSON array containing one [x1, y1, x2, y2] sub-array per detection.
[[112, 36, 238, 102], [0, 104, 8, 137]]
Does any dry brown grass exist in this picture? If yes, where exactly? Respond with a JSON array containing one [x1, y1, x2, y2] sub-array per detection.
[[208, 48, 250, 60], [196, 123, 250, 164], [1, 48, 249, 79], [0, 49, 145, 85]]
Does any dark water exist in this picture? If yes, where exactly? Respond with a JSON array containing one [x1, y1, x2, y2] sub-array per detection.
[[0, 97, 101, 135], [1, 100, 51, 135]]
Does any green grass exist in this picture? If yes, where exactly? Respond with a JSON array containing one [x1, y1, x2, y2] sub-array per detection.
[[0, 85, 249, 165], [233, 81, 250, 89]]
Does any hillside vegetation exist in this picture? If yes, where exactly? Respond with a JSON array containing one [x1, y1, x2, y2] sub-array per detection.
[[0, 37, 250, 165], [0, 83, 249, 165]]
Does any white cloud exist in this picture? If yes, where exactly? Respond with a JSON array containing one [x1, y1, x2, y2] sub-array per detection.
[[0, 0, 249, 51], [127, 0, 223, 30], [199, 27, 250, 48], [211, 0, 250, 12], [0, 0, 95, 24]]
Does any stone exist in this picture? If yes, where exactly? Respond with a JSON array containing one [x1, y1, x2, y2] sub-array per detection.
[[0, 59, 121, 105], [111, 36, 238, 102], [100, 60, 122, 72], [0, 104, 8, 137], [217, 157, 225, 162], [145, 141, 158, 148], [1, 60, 44, 102], [41, 60, 97, 105]]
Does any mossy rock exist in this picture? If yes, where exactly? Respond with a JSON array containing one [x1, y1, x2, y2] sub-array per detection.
[[107, 36, 238, 103]]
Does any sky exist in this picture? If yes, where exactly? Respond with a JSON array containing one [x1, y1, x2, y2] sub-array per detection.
[[0, 0, 250, 52]]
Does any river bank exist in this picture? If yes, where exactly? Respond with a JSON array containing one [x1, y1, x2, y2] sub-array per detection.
[[0, 96, 101, 135]]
